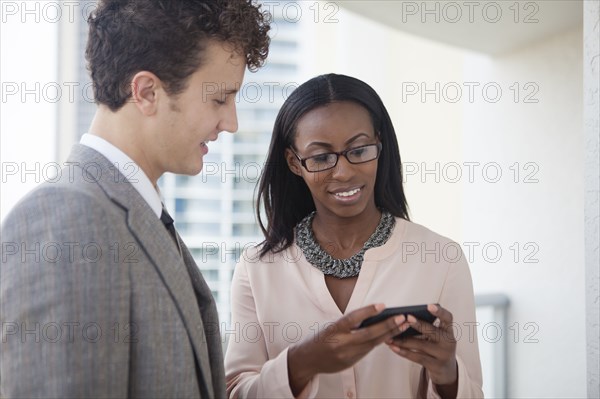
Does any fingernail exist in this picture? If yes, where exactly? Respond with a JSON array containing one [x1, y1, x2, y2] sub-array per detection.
[[395, 315, 405, 325], [375, 303, 385, 312], [407, 315, 417, 323]]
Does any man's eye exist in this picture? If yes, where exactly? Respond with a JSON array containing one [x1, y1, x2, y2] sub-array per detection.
[[214, 99, 226, 105]]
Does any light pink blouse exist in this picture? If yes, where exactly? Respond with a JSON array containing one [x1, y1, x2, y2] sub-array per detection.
[[225, 218, 483, 398]]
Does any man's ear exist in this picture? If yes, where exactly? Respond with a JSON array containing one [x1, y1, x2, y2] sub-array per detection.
[[130, 71, 163, 116], [285, 148, 302, 176]]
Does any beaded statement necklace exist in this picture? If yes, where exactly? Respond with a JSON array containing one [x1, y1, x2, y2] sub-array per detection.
[[295, 210, 395, 278]]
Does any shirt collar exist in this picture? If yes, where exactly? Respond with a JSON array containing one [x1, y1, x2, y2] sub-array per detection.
[[80, 133, 163, 218]]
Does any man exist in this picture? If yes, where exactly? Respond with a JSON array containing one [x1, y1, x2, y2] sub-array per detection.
[[1, 0, 270, 397]]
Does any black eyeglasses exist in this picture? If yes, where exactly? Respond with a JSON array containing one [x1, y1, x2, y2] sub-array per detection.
[[290, 142, 382, 172]]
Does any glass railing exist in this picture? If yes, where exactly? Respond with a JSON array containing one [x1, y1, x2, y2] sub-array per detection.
[[475, 293, 510, 398]]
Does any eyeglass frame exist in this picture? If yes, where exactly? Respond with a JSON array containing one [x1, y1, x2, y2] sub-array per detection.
[[289, 142, 383, 173]]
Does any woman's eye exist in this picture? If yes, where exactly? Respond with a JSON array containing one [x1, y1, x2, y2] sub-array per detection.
[[349, 148, 366, 157], [312, 154, 331, 163], [214, 99, 226, 105]]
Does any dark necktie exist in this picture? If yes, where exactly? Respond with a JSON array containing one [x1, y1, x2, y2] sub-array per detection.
[[160, 207, 181, 255]]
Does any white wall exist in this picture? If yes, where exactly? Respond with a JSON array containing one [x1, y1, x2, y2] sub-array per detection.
[[583, 0, 600, 396], [462, 27, 585, 397]]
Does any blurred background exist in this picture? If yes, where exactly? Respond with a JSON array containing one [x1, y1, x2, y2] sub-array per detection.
[[1, 0, 598, 397]]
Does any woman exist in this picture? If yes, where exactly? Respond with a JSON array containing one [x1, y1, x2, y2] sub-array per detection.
[[225, 74, 483, 398]]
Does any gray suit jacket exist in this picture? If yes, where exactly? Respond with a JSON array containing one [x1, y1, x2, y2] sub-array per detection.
[[1, 145, 226, 398]]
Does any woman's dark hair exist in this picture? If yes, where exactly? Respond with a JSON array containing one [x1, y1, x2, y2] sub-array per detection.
[[86, 0, 271, 111], [256, 73, 410, 257]]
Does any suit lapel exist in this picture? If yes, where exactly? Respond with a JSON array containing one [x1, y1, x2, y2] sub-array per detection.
[[67, 145, 215, 395], [126, 206, 215, 397]]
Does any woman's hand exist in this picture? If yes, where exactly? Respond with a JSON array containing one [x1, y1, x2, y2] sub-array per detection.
[[387, 304, 458, 395], [287, 304, 404, 396]]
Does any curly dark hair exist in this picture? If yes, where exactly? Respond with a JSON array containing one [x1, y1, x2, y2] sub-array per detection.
[[86, 0, 271, 111]]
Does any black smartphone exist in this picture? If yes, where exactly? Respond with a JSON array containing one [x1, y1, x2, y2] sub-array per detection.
[[358, 304, 438, 339]]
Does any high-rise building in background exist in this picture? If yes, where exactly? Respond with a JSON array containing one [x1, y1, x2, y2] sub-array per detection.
[[59, 1, 303, 323]]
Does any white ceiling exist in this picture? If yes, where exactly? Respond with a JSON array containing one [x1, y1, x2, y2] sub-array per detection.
[[339, 0, 583, 55]]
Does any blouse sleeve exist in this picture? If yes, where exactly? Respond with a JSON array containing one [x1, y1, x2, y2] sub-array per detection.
[[224, 256, 319, 399], [426, 245, 484, 399]]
